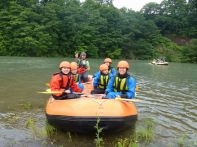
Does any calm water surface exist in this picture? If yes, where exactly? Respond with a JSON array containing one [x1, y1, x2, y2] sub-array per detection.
[[0, 56, 196, 147]]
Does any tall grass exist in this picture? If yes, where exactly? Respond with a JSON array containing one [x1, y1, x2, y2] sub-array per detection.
[[25, 117, 57, 139], [136, 118, 155, 143], [94, 118, 104, 147]]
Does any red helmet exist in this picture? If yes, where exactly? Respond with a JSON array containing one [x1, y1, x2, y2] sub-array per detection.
[[70, 62, 78, 70], [104, 58, 112, 63], [99, 64, 108, 71], [59, 61, 70, 69], [117, 60, 129, 69]]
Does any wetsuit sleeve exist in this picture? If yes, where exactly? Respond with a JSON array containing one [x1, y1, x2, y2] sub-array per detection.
[[49, 75, 64, 96], [125, 77, 136, 98], [86, 60, 90, 68], [112, 68, 117, 76], [70, 79, 83, 93], [93, 71, 100, 88], [106, 76, 115, 93]]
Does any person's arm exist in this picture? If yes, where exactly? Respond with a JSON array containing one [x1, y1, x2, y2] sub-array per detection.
[[105, 76, 115, 94], [76, 58, 80, 65], [124, 77, 136, 99], [112, 68, 117, 76], [50, 75, 64, 96], [70, 79, 83, 92], [86, 60, 90, 71], [74, 52, 79, 62], [93, 72, 100, 88], [78, 74, 81, 84]]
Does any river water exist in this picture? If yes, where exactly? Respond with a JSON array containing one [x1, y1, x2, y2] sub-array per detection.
[[0, 56, 196, 147]]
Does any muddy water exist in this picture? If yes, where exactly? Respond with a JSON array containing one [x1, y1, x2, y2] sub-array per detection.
[[0, 57, 196, 146]]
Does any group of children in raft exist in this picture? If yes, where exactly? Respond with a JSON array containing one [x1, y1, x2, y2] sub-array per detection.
[[49, 52, 136, 100]]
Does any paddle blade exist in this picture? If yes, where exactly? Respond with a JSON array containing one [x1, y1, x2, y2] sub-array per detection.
[[136, 85, 139, 91], [38, 88, 62, 94], [45, 83, 50, 87], [37, 91, 62, 94]]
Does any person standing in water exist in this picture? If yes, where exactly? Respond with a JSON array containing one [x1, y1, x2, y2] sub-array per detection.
[[75, 52, 90, 82]]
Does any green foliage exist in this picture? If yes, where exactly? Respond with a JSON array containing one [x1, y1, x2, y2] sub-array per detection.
[[94, 118, 104, 147], [25, 118, 57, 139], [136, 118, 155, 143], [177, 134, 186, 147], [45, 121, 57, 138], [153, 36, 183, 62], [182, 39, 197, 63], [25, 117, 36, 128], [19, 102, 33, 110], [0, 0, 196, 62], [106, 48, 122, 59], [142, 0, 189, 36], [115, 138, 138, 147]]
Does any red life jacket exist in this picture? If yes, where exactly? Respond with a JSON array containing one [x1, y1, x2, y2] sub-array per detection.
[[78, 59, 88, 74], [50, 72, 82, 96], [78, 67, 86, 74]]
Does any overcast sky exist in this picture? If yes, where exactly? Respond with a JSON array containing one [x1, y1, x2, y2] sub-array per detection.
[[80, 0, 163, 11]]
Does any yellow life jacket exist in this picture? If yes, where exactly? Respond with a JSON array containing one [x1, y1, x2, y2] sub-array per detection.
[[113, 76, 128, 92], [73, 74, 79, 83], [98, 74, 109, 89]]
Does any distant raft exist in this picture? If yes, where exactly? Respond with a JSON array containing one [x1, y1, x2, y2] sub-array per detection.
[[151, 61, 168, 65], [151, 60, 168, 65], [45, 97, 138, 133]]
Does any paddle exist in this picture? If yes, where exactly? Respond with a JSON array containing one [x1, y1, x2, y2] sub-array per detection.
[[38, 89, 84, 95], [80, 94, 104, 98], [136, 85, 139, 92], [92, 93, 142, 102], [115, 97, 143, 102], [45, 88, 84, 94], [38, 90, 143, 102], [38, 91, 62, 94], [79, 94, 143, 102], [45, 81, 92, 87]]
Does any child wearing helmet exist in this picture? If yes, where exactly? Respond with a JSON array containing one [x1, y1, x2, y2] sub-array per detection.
[[91, 64, 113, 94], [49, 61, 83, 100], [70, 62, 84, 90], [75, 51, 90, 82], [105, 60, 136, 99], [104, 58, 116, 76]]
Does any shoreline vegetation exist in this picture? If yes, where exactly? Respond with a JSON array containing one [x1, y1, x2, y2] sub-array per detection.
[[0, 0, 196, 63], [3, 102, 196, 146], [23, 116, 195, 147]]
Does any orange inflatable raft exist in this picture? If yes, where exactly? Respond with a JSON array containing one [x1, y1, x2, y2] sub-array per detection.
[[45, 82, 137, 133]]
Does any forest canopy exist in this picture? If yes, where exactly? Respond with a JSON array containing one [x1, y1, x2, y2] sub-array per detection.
[[0, 0, 196, 63]]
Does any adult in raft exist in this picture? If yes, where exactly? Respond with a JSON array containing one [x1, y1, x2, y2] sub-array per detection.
[[91, 64, 112, 94], [49, 61, 83, 100], [105, 60, 136, 99], [104, 58, 116, 76], [75, 52, 90, 82], [70, 62, 84, 90]]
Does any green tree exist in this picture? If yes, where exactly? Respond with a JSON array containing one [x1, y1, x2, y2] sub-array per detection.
[[182, 39, 197, 63]]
